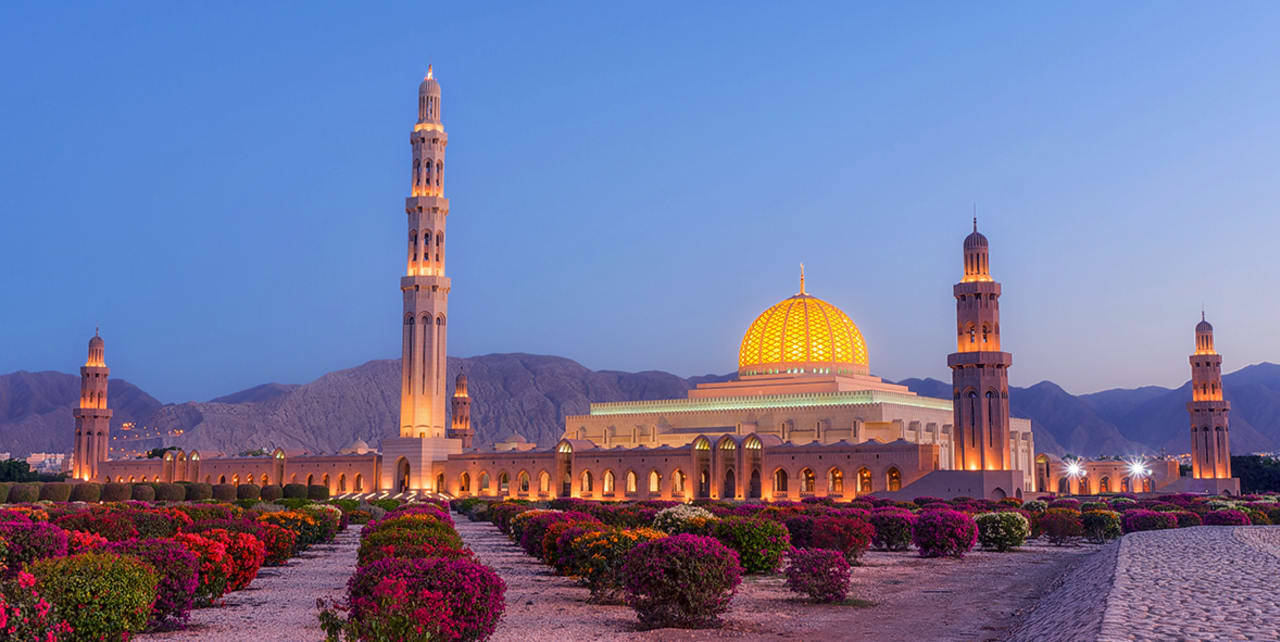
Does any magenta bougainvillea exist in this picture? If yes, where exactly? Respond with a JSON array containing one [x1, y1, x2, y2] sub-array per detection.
[[1204, 509, 1250, 526], [784, 547, 852, 603], [1121, 509, 1178, 533], [620, 534, 743, 629], [912, 509, 978, 558]]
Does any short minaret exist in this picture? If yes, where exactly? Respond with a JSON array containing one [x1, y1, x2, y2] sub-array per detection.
[[72, 330, 112, 480], [449, 371, 473, 449], [948, 219, 1013, 471], [1188, 313, 1231, 479], [400, 65, 451, 439]]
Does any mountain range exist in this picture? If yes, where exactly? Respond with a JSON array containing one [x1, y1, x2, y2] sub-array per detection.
[[3, 354, 1279, 460]]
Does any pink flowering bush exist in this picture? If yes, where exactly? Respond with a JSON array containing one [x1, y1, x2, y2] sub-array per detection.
[[108, 538, 200, 631], [54, 510, 139, 541], [1038, 510, 1083, 545], [869, 509, 917, 551], [341, 556, 507, 641], [321, 575, 458, 641], [783, 515, 817, 548], [1121, 509, 1178, 533], [1204, 509, 1250, 526], [0, 571, 74, 641], [809, 516, 875, 562], [621, 534, 743, 629], [912, 509, 978, 558], [516, 511, 598, 557], [0, 521, 68, 574], [784, 548, 852, 603], [1170, 510, 1203, 528], [710, 517, 790, 574]]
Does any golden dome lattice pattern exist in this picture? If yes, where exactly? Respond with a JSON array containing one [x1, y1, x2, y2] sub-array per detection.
[[738, 294, 868, 375]]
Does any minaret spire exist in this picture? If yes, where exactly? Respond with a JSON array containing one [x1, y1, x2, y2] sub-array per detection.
[[799, 263, 806, 295]]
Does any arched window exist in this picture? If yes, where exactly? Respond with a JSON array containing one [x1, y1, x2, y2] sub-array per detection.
[[1098, 476, 1110, 493], [219, 475, 226, 484], [672, 469, 685, 494], [436, 161, 442, 186], [322, 473, 330, 489], [982, 324, 990, 343], [969, 325, 977, 344], [1058, 477, 1069, 494], [626, 471, 637, 493], [539, 471, 550, 493], [800, 468, 816, 493], [857, 468, 872, 493], [603, 470, 615, 494], [499, 472, 510, 493], [829, 468, 844, 493], [886, 467, 901, 492], [581, 470, 593, 492], [232, 474, 239, 485], [518, 471, 530, 492], [774, 469, 789, 493], [338, 474, 346, 493], [479, 472, 490, 491], [649, 471, 661, 493], [354, 474, 364, 492], [459, 472, 471, 492]]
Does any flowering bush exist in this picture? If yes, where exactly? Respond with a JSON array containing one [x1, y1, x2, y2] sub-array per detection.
[[109, 538, 200, 630], [517, 511, 598, 558], [358, 541, 474, 567], [809, 516, 874, 562], [258, 523, 299, 565], [1121, 509, 1178, 533], [342, 556, 506, 641], [30, 552, 159, 640], [711, 517, 790, 574], [568, 527, 666, 603], [258, 511, 324, 550], [0, 571, 73, 640], [1170, 510, 1203, 528], [974, 512, 1030, 551], [1204, 509, 1250, 526], [0, 506, 49, 523], [173, 532, 232, 606], [540, 520, 604, 567], [1039, 509, 1083, 545], [0, 521, 68, 574], [486, 503, 535, 534], [912, 509, 977, 558], [783, 515, 817, 548], [66, 529, 109, 554], [54, 510, 139, 541], [358, 528, 465, 567], [651, 504, 717, 534], [1021, 499, 1048, 514], [1048, 498, 1081, 510], [174, 503, 238, 523], [621, 534, 742, 629], [549, 522, 609, 575], [1081, 510, 1123, 543], [784, 548, 852, 603], [1242, 508, 1271, 525], [868, 509, 916, 551], [201, 529, 266, 592], [130, 508, 192, 538]]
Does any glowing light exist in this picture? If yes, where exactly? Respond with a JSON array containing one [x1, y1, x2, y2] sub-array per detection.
[[1065, 460, 1084, 478], [1126, 458, 1151, 478]]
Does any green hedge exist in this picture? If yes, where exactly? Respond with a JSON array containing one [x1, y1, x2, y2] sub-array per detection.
[[154, 482, 186, 502], [8, 483, 40, 503], [212, 484, 237, 502], [307, 484, 330, 501], [186, 483, 213, 501], [70, 483, 103, 502], [283, 483, 308, 499], [237, 484, 262, 500], [131, 484, 156, 502], [0, 482, 11, 503], [260, 485, 284, 501], [102, 482, 132, 502], [39, 482, 73, 503]]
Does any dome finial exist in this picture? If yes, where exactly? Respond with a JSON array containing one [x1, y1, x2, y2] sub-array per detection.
[[799, 263, 806, 295], [426, 64, 433, 80]]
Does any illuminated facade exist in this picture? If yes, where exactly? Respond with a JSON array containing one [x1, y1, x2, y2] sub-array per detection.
[[449, 372, 474, 449], [1188, 313, 1231, 479], [71, 331, 111, 481]]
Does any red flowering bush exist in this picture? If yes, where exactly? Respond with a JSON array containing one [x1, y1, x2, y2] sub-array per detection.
[[0, 571, 74, 640], [1170, 510, 1203, 528], [66, 529, 109, 554], [30, 552, 159, 640], [1204, 509, 1250, 526], [1039, 510, 1083, 545], [321, 575, 458, 641], [784, 547, 852, 603], [912, 509, 978, 558], [258, 523, 298, 566], [358, 541, 474, 567], [0, 521, 68, 574], [129, 508, 192, 538], [173, 532, 232, 606], [516, 511, 599, 557], [809, 516, 874, 562], [869, 509, 916, 551], [541, 520, 606, 569], [621, 534, 742, 629], [358, 527, 465, 566], [199, 529, 266, 592], [54, 510, 138, 541], [783, 515, 817, 548], [382, 504, 454, 528], [487, 503, 534, 534], [711, 517, 790, 574], [342, 556, 507, 641], [1049, 498, 1081, 510], [1121, 509, 1178, 533], [174, 503, 238, 522], [109, 538, 200, 630]]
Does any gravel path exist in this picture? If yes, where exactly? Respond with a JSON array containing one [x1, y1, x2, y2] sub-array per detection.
[[1005, 540, 1122, 642], [141, 528, 358, 642]]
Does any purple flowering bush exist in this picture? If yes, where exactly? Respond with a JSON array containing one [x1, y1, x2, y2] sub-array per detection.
[[621, 534, 742, 629], [711, 517, 790, 574], [869, 509, 917, 551], [912, 509, 977, 558], [1121, 509, 1178, 533], [1204, 509, 1250, 526], [784, 548, 852, 603], [0, 521, 69, 574], [809, 516, 874, 562], [1170, 510, 1203, 528], [108, 538, 200, 631]]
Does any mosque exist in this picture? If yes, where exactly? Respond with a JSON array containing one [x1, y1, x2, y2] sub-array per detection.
[[69, 68, 1237, 498]]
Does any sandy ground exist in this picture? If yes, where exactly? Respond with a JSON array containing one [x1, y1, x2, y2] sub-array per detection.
[[458, 515, 1101, 642], [140, 528, 358, 642]]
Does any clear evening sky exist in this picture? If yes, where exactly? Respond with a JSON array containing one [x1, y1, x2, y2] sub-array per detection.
[[3, 2, 1278, 403]]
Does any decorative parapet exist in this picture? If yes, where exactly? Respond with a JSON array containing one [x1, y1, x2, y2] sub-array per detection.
[[588, 389, 954, 416]]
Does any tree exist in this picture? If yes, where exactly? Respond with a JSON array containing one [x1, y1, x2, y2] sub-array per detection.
[[1231, 456, 1280, 494], [145, 446, 180, 459], [0, 459, 39, 482]]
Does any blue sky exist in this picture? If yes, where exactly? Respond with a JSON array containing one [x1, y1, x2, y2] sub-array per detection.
[[3, 2, 1278, 402]]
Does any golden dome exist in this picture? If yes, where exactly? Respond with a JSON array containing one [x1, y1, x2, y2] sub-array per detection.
[[738, 289, 868, 378]]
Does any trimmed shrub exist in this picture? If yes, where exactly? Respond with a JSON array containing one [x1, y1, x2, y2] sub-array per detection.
[[621, 534, 742, 629], [8, 483, 39, 504], [1171, 510, 1203, 528], [307, 484, 330, 500], [212, 484, 237, 502], [54, 510, 139, 541], [0, 571, 74, 638], [261, 485, 284, 501], [101, 482, 132, 502], [358, 527, 466, 566], [1021, 499, 1048, 514], [1204, 509, 1250, 526], [568, 527, 667, 603], [975, 512, 1030, 551], [809, 516, 874, 562], [912, 509, 978, 558], [186, 483, 213, 501], [651, 504, 717, 534], [70, 482, 103, 503], [711, 517, 790, 574], [282, 483, 308, 499], [258, 523, 298, 566], [131, 484, 157, 502], [1040, 510, 1083, 545], [869, 509, 916, 551], [38, 482, 72, 503], [337, 556, 507, 642], [1243, 508, 1271, 525], [1122, 509, 1178, 533], [108, 538, 200, 630], [783, 515, 818, 549], [0, 521, 69, 571], [0, 482, 11, 503], [518, 511, 599, 558], [155, 483, 186, 502], [201, 528, 267, 591], [1081, 510, 1123, 543], [174, 532, 233, 606], [784, 547, 852, 603], [30, 552, 160, 640], [237, 484, 262, 501], [549, 522, 610, 575]]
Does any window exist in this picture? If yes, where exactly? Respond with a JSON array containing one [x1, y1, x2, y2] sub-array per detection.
[[518, 471, 530, 492], [539, 471, 550, 493], [460, 472, 470, 492], [886, 467, 901, 492], [603, 470, 615, 494], [774, 469, 789, 493], [499, 472, 510, 493], [479, 472, 490, 490], [626, 471, 637, 493], [649, 471, 661, 493], [581, 470, 593, 492], [857, 468, 872, 493], [800, 468, 816, 492], [829, 468, 844, 493], [672, 470, 685, 494]]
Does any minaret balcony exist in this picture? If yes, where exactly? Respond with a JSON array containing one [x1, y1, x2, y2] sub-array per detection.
[[947, 351, 1012, 368]]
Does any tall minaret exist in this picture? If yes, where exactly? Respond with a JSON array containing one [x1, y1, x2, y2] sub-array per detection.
[[72, 330, 112, 480], [449, 371, 473, 449], [947, 219, 1013, 471], [1188, 313, 1231, 479], [399, 66, 451, 439]]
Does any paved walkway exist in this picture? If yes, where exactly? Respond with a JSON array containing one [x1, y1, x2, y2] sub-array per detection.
[[1011, 526, 1280, 642], [142, 528, 359, 642]]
